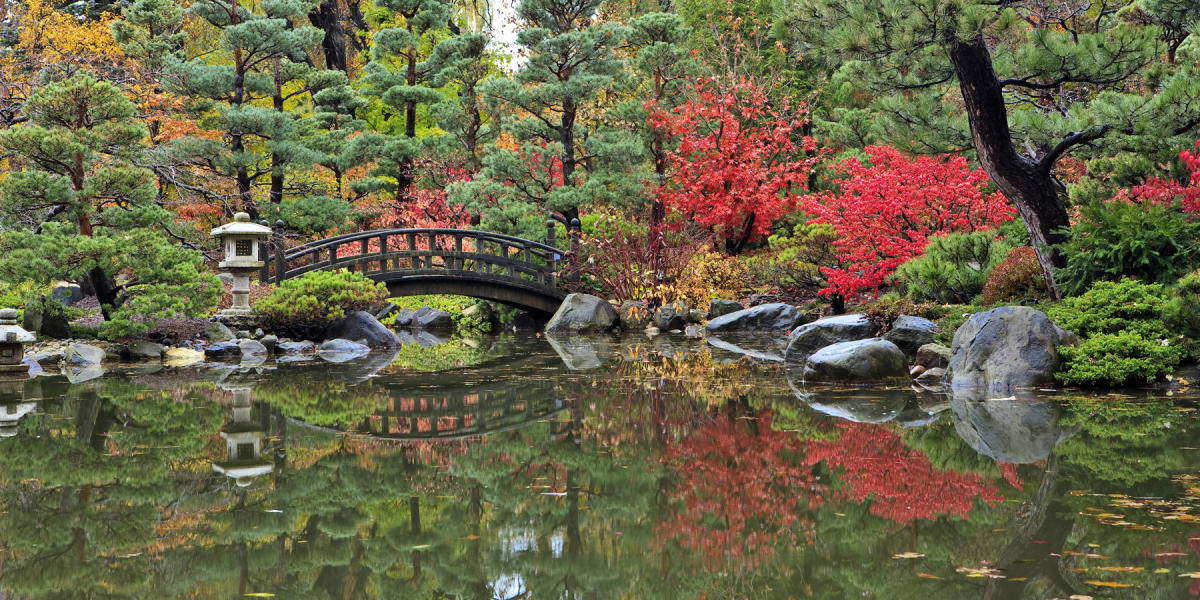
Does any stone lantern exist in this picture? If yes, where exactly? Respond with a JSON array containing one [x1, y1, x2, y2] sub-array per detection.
[[212, 383, 273, 487], [0, 308, 35, 374], [211, 212, 273, 319]]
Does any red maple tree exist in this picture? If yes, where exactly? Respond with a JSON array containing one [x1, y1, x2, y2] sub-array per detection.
[[650, 78, 823, 254], [800, 145, 1015, 298]]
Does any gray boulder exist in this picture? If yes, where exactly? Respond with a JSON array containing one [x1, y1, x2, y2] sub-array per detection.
[[802, 338, 909, 384], [708, 299, 744, 320], [49, 282, 83, 306], [618, 301, 652, 330], [412, 307, 454, 330], [915, 366, 947, 385], [128, 340, 165, 361], [915, 343, 952, 369], [259, 335, 278, 351], [65, 343, 104, 365], [204, 321, 236, 343], [28, 349, 65, 368], [325, 310, 399, 346], [203, 342, 241, 359], [318, 338, 370, 362], [882, 315, 939, 357], [393, 308, 415, 327], [705, 303, 810, 333], [653, 301, 689, 331], [949, 306, 1079, 395], [238, 339, 268, 359], [104, 344, 129, 362], [544, 293, 618, 334], [687, 310, 706, 324], [276, 340, 315, 354], [783, 314, 874, 364]]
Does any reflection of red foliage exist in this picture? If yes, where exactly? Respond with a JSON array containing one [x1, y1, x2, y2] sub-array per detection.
[[800, 145, 1014, 298], [805, 422, 1004, 524], [656, 411, 824, 570]]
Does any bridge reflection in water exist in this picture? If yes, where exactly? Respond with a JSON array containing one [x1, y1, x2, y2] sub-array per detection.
[[359, 379, 563, 441]]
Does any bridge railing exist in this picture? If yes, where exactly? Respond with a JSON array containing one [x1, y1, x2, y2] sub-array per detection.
[[260, 227, 573, 292]]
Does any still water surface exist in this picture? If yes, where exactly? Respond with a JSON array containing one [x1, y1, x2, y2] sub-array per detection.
[[1, 335, 1198, 599]]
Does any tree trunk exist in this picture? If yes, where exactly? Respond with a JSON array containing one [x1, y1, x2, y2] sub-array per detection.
[[948, 36, 1068, 299], [271, 60, 285, 205], [309, 0, 348, 72]]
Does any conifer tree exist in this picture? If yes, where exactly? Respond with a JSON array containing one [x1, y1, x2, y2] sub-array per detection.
[[450, 0, 640, 231], [357, 0, 456, 205], [170, 0, 323, 217], [0, 72, 218, 338]]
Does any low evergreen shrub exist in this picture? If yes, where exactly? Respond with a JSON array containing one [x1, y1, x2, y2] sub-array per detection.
[[255, 269, 387, 330], [1056, 331, 1183, 387], [894, 230, 1016, 304]]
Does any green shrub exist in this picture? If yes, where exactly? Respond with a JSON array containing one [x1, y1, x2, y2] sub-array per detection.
[[385, 294, 493, 336], [1166, 270, 1200, 337], [1057, 198, 1200, 296], [894, 230, 1016, 304], [745, 222, 839, 294], [981, 246, 1049, 305], [255, 269, 387, 328], [1056, 331, 1182, 387], [0, 280, 49, 322], [1045, 278, 1171, 340]]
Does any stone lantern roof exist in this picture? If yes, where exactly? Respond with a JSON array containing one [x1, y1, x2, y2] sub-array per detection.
[[210, 212, 272, 237], [0, 309, 34, 343]]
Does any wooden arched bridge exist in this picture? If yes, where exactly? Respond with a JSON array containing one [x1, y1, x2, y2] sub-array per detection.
[[259, 225, 575, 315]]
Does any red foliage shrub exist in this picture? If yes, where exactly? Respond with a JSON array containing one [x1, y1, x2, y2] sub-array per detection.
[[800, 146, 1015, 299], [1125, 139, 1200, 214], [650, 78, 823, 254], [981, 246, 1049, 306]]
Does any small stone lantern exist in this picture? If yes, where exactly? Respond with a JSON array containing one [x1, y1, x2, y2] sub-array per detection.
[[0, 308, 35, 374], [212, 384, 273, 487], [211, 212, 273, 318]]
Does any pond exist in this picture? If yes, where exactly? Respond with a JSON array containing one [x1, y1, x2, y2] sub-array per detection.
[[1, 334, 1198, 599]]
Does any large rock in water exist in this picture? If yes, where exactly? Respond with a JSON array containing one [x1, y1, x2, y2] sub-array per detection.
[[65, 343, 104, 365], [618, 301, 651, 330], [653, 301, 689, 331], [128, 340, 165, 361], [882, 315, 939, 357], [205, 321, 236, 343], [318, 338, 370, 362], [802, 338, 908, 384], [949, 306, 1079, 394], [705, 303, 809, 333], [325, 310, 399, 346], [412, 307, 454, 330], [784, 314, 874, 364], [544, 293, 618, 334], [915, 343, 952, 369]]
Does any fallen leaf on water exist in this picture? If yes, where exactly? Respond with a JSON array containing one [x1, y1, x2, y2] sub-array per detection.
[[245, 595, 275, 598], [1155, 569, 1170, 574], [1091, 566, 1143, 573], [893, 552, 924, 559], [1178, 572, 1200, 578], [1069, 596, 1093, 600], [917, 573, 940, 579], [1085, 580, 1132, 588]]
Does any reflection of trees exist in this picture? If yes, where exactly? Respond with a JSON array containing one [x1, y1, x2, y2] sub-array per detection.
[[0, 377, 223, 598]]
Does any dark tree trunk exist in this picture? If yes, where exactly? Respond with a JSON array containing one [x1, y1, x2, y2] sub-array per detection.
[[270, 62, 286, 205], [309, 0, 348, 72], [948, 36, 1068, 299]]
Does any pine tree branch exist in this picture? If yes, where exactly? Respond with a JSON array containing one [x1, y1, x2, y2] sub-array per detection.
[[1036, 125, 1112, 174]]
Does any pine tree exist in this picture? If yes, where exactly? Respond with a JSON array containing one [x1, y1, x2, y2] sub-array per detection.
[[357, 0, 456, 207], [449, 0, 642, 232], [169, 0, 323, 217], [0, 71, 218, 338]]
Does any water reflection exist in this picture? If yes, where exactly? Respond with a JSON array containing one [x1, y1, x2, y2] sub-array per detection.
[[0, 337, 1198, 598]]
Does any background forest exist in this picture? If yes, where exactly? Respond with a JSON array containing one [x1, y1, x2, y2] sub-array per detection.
[[0, 0, 1199, 368]]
